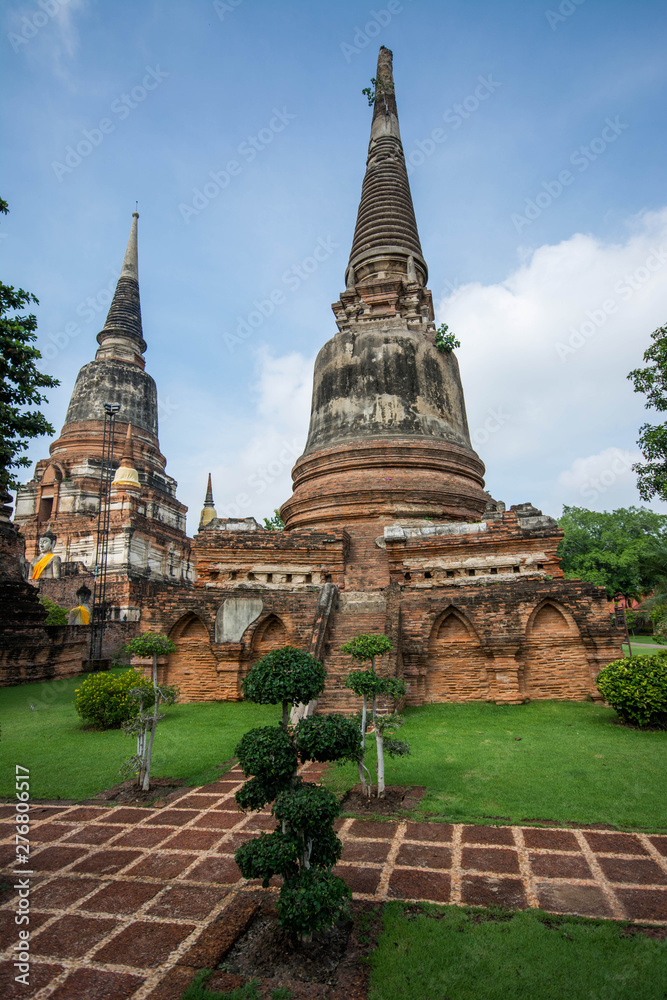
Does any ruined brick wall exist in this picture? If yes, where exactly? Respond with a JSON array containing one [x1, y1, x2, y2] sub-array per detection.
[[399, 576, 621, 706], [139, 582, 323, 702], [0, 521, 89, 687]]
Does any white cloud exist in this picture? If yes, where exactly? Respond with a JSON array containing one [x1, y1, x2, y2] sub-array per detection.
[[169, 349, 314, 532], [556, 447, 643, 510], [439, 208, 667, 515]]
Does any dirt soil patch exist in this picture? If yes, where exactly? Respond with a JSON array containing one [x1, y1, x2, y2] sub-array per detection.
[[227, 897, 382, 996], [85, 777, 187, 807], [223, 910, 351, 984], [180, 895, 383, 998], [341, 785, 426, 816]]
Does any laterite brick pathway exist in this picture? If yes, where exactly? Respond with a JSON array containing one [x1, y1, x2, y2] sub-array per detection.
[[1, 763, 666, 999]]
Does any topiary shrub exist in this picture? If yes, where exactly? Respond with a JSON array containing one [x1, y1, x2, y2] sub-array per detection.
[[596, 652, 667, 728], [277, 867, 351, 942], [234, 646, 359, 942], [75, 669, 153, 729]]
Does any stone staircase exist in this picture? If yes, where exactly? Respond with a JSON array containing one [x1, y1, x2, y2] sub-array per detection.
[[319, 589, 399, 713]]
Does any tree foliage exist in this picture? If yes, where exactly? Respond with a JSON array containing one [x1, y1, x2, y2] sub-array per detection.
[[296, 712, 361, 764], [557, 505, 667, 599], [39, 595, 68, 625], [120, 633, 178, 790], [0, 199, 59, 492], [263, 509, 285, 531], [341, 633, 409, 798], [340, 633, 393, 667], [125, 633, 176, 659], [596, 653, 667, 728], [434, 323, 461, 354], [234, 645, 352, 941], [242, 646, 325, 708], [628, 322, 667, 502]]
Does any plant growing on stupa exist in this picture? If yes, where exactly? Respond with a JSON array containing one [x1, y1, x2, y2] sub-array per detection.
[[434, 323, 461, 354], [341, 633, 410, 798], [120, 633, 177, 791], [233, 645, 361, 942]]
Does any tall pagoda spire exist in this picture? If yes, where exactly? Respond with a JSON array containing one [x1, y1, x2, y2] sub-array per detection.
[[61, 210, 158, 436], [347, 46, 426, 288], [333, 47, 433, 333], [95, 211, 147, 367]]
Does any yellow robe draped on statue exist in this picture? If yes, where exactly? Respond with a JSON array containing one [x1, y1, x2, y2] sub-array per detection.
[[31, 553, 54, 580]]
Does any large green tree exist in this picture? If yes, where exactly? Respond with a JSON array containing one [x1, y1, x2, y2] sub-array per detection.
[[0, 199, 59, 493], [628, 322, 667, 502], [557, 506, 667, 599]]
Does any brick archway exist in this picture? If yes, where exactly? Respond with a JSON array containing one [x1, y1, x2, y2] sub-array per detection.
[[426, 608, 489, 702], [522, 601, 591, 699], [167, 612, 219, 702], [251, 614, 288, 660]]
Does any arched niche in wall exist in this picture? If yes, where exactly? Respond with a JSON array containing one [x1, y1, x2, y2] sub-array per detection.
[[426, 606, 489, 703], [166, 612, 219, 702], [251, 614, 288, 660], [522, 600, 591, 700]]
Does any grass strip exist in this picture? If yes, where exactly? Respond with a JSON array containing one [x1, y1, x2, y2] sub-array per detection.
[[368, 903, 667, 1000], [324, 700, 667, 831], [0, 669, 275, 799]]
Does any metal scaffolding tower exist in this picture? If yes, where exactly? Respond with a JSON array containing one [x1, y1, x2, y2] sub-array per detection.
[[89, 402, 120, 660]]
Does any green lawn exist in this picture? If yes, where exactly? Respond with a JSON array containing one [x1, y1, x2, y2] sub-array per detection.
[[324, 701, 667, 832], [2, 676, 666, 832], [367, 904, 667, 1000], [0, 669, 275, 800]]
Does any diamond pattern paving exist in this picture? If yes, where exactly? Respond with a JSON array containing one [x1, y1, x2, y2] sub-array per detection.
[[2, 762, 666, 999]]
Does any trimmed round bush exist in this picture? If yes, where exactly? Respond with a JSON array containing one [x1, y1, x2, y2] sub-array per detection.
[[596, 653, 667, 728], [296, 712, 362, 763], [277, 868, 351, 939], [241, 646, 326, 707], [75, 669, 153, 729]]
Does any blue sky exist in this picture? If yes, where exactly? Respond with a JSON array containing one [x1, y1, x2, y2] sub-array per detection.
[[3, 0, 667, 532]]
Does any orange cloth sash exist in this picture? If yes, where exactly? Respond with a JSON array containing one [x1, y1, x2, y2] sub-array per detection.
[[71, 606, 90, 624], [31, 552, 54, 580]]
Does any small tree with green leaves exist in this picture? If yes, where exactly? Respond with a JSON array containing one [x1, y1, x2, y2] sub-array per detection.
[[628, 322, 667, 503], [121, 633, 177, 791], [39, 595, 68, 625], [263, 509, 285, 531], [234, 646, 360, 942], [341, 633, 409, 798], [434, 323, 461, 354], [0, 199, 59, 496]]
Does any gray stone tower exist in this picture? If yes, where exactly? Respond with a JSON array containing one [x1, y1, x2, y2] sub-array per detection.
[[281, 47, 488, 531]]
